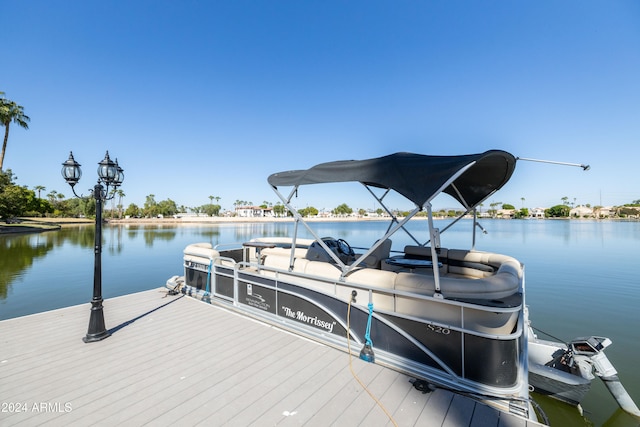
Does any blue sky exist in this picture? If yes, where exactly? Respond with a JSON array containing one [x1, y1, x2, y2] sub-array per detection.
[[3, 1, 639, 212]]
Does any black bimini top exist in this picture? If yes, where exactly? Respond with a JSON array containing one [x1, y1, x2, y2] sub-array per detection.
[[267, 150, 516, 208]]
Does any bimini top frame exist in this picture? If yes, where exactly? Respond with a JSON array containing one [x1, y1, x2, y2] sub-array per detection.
[[267, 150, 517, 284], [268, 150, 516, 208]]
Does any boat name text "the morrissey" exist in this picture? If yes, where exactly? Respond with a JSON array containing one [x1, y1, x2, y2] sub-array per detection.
[[281, 306, 336, 333]]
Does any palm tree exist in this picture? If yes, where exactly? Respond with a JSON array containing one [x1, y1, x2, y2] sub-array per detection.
[[47, 190, 58, 203], [0, 92, 31, 171], [34, 185, 46, 199], [116, 189, 125, 219], [109, 188, 117, 218]]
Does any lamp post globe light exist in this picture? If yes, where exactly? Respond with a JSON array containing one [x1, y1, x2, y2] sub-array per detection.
[[62, 151, 124, 343]]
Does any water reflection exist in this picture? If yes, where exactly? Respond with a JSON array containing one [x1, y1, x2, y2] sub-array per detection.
[[106, 225, 124, 255], [0, 226, 96, 300], [231, 222, 292, 242], [0, 234, 53, 299], [118, 224, 179, 247], [143, 228, 177, 246]]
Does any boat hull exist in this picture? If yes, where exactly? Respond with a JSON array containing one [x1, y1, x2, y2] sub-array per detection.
[[528, 363, 591, 406], [527, 337, 592, 406]]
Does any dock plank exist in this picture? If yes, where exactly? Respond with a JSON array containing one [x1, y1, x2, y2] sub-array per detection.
[[389, 381, 435, 426], [0, 288, 546, 427], [443, 393, 476, 427], [356, 368, 414, 426], [415, 387, 455, 425], [305, 360, 388, 426], [470, 401, 500, 427]]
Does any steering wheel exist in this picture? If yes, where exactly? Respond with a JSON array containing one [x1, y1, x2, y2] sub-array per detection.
[[336, 239, 354, 257]]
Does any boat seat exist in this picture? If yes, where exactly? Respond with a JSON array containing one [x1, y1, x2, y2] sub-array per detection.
[[348, 267, 396, 289], [248, 237, 314, 261], [301, 263, 396, 311], [393, 269, 520, 334], [260, 246, 309, 260], [260, 253, 396, 310], [261, 253, 295, 271], [361, 239, 392, 269], [183, 243, 238, 267], [394, 249, 521, 300], [404, 245, 448, 261], [184, 242, 219, 259], [250, 237, 316, 246], [447, 250, 522, 279]]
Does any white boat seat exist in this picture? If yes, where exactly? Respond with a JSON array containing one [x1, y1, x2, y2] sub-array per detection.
[[361, 239, 392, 268], [260, 246, 309, 260], [447, 250, 522, 279]]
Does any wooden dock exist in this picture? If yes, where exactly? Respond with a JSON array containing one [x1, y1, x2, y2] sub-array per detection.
[[0, 289, 546, 426]]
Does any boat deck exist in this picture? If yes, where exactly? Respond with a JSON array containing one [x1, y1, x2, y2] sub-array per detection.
[[0, 288, 546, 426]]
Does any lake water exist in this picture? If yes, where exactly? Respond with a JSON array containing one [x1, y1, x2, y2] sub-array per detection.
[[1, 219, 639, 426]]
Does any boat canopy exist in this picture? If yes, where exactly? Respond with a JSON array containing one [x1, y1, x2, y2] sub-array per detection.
[[268, 150, 516, 208]]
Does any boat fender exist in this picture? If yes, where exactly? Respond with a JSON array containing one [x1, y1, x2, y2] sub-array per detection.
[[359, 302, 375, 363], [360, 343, 375, 363]]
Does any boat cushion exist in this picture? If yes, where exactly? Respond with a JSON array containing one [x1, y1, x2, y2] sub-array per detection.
[[404, 245, 448, 261], [361, 239, 392, 269]]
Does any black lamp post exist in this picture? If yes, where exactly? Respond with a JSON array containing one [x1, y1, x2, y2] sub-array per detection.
[[62, 151, 124, 343]]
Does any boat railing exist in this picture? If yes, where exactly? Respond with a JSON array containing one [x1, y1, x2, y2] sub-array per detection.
[[184, 242, 523, 335], [235, 258, 521, 334]]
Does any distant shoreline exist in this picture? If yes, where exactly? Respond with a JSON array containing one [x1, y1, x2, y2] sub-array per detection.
[[110, 216, 395, 224], [0, 222, 62, 234], [2, 215, 636, 235], [0, 216, 392, 235]]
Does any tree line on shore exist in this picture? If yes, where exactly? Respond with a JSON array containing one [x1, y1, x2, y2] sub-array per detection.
[[2, 169, 640, 222]]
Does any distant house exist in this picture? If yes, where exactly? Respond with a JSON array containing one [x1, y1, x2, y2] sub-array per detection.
[[530, 208, 545, 219], [235, 206, 274, 218], [569, 205, 593, 218], [590, 206, 611, 218], [613, 205, 640, 218], [496, 209, 515, 219]]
